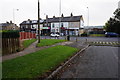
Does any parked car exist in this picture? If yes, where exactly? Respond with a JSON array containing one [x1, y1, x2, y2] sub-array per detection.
[[105, 32, 119, 37], [50, 33, 60, 37]]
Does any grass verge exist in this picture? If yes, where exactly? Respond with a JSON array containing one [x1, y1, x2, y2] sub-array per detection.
[[22, 39, 37, 48], [2, 45, 78, 78], [37, 39, 66, 47], [89, 34, 105, 37]]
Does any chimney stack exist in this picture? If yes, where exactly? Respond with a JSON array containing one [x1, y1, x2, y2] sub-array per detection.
[[53, 15, 55, 18], [61, 13, 64, 17], [46, 15, 48, 19], [71, 13, 73, 17], [10, 21, 12, 24]]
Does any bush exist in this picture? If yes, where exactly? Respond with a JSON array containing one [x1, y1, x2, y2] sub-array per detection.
[[81, 33, 88, 37]]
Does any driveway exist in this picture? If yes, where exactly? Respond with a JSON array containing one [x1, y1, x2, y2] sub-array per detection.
[[59, 46, 119, 78]]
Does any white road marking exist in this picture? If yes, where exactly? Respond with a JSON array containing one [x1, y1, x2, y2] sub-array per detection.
[[106, 42, 109, 44], [109, 42, 113, 45], [102, 42, 105, 44], [113, 42, 116, 45], [111, 47, 118, 60]]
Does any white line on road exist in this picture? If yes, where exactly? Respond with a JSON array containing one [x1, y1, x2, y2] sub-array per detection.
[[111, 47, 118, 61]]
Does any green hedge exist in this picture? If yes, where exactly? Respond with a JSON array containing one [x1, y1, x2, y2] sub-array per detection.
[[81, 33, 88, 37], [1, 30, 20, 38]]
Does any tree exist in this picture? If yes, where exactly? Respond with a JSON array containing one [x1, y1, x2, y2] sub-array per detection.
[[114, 8, 120, 20], [104, 8, 120, 34]]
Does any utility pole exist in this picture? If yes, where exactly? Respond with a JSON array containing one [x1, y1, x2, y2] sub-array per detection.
[[38, 0, 40, 43]]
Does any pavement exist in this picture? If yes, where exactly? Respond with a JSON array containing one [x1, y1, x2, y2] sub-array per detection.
[[1, 40, 74, 62], [64, 41, 89, 51]]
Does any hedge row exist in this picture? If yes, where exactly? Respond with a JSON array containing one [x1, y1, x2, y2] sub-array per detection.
[[1, 30, 20, 38]]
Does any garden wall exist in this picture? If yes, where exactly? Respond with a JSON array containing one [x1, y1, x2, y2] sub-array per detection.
[[19, 32, 36, 40]]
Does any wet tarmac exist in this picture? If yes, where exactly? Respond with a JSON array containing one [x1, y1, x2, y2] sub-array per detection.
[[59, 46, 119, 78]]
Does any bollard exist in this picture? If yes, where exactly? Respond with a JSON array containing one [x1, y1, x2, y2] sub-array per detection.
[[76, 37, 77, 42], [86, 39, 87, 42], [65, 36, 66, 41], [45, 34, 46, 39], [67, 35, 70, 41]]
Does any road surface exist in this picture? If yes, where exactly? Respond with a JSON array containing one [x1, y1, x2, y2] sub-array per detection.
[[41, 36, 119, 42], [59, 46, 119, 78]]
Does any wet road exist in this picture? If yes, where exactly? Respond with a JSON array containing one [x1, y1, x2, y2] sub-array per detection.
[[59, 46, 119, 78]]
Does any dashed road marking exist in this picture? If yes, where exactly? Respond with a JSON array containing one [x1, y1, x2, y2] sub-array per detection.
[[89, 41, 120, 46], [109, 42, 113, 45]]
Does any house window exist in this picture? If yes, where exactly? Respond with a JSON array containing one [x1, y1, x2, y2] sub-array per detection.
[[44, 23, 47, 27], [52, 29, 55, 32], [52, 23, 54, 28], [48, 24, 50, 26], [26, 25, 28, 28], [33, 25, 36, 29], [61, 23, 63, 27]]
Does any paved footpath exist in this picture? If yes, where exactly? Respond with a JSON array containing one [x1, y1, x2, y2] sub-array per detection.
[[1, 41, 73, 62]]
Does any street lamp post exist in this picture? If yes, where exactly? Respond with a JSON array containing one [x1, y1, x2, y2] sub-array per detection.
[[85, 7, 89, 42], [13, 9, 19, 24], [87, 7, 89, 28]]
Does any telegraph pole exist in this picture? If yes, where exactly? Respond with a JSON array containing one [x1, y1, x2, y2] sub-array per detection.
[[38, 0, 40, 43]]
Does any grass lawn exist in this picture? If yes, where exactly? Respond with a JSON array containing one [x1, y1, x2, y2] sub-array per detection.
[[22, 39, 37, 48], [37, 39, 66, 47], [2, 45, 78, 78], [90, 34, 105, 37]]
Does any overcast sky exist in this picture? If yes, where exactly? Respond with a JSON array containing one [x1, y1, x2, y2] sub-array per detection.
[[0, 0, 119, 26]]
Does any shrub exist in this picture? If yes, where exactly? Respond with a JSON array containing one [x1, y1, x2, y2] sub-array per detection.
[[81, 32, 88, 37]]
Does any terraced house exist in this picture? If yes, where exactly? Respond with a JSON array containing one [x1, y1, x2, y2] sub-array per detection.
[[0, 21, 19, 30], [20, 13, 84, 36]]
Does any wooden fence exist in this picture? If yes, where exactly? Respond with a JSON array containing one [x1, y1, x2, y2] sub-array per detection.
[[2, 31, 36, 56], [2, 38, 20, 56], [2, 30, 20, 56]]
